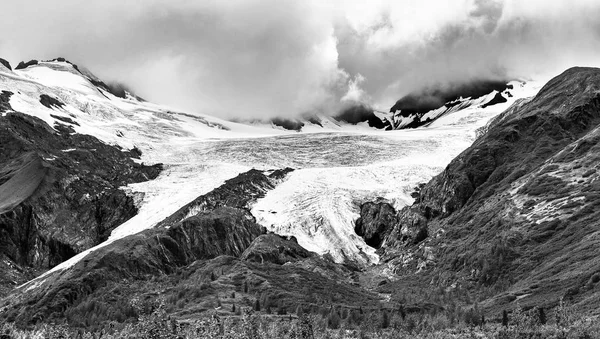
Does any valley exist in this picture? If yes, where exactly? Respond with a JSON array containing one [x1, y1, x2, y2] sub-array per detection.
[[1, 58, 599, 339]]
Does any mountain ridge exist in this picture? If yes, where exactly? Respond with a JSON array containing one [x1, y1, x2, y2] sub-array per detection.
[[356, 66, 600, 316]]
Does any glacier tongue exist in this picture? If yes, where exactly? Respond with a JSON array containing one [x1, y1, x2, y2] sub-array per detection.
[[249, 128, 477, 265]]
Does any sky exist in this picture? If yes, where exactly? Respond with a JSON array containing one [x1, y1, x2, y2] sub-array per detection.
[[2, 0, 600, 119]]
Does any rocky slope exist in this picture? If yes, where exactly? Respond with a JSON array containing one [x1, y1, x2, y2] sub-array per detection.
[[0, 56, 305, 297], [0, 167, 383, 326], [0, 102, 161, 296], [357, 67, 600, 315]]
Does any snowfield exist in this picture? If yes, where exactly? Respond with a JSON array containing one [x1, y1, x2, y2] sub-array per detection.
[[0, 60, 542, 288]]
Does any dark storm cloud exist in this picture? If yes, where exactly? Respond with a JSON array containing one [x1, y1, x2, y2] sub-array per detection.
[[1, 1, 600, 118], [335, 0, 600, 111]]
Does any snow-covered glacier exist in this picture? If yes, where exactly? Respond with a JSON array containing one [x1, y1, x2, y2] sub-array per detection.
[[0, 59, 542, 279], [113, 81, 541, 267]]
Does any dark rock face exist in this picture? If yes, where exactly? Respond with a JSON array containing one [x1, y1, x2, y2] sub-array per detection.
[[355, 202, 397, 248], [49, 114, 79, 126], [14, 60, 38, 70], [167, 207, 265, 262], [241, 234, 314, 264], [3, 168, 293, 325], [0, 58, 11, 70], [39, 94, 65, 110], [0, 91, 12, 113], [382, 206, 428, 249], [335, 103, 391, 129], [378, 67, 600, 313], [271, 117, 305, 131], [307, 115, 323, 127], [0, 112, 162, 295], [481, 91, 508, 108]]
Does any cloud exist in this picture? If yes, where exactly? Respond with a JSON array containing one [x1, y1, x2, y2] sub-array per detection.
[[1, 0, 600, 119], [334, 0, 600, 110]]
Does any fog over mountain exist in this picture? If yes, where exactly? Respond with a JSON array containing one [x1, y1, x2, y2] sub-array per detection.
[[2, 0, 600, 119]]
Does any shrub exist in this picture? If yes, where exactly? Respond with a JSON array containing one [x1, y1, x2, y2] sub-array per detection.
[[327, 309, 341, 329]]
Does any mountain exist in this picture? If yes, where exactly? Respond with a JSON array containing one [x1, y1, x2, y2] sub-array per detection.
[[0, 61, 164, 296], [356, 66, 600, 316], [3, 56, 598, 332], [388, 80, 518, 129], [243, 81, 526, 132], [0, 58, 393, 325]]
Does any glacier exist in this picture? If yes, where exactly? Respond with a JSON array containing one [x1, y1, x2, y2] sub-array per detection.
[[0, 60, 543, 288]]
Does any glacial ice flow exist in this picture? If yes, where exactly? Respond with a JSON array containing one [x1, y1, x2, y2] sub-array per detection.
[[0, 61, 542, 288]]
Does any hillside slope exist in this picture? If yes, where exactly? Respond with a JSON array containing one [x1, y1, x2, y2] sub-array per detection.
[[1, 168, 385, 327], [0, 107, 161, 296], [359, 67, 600, 315]]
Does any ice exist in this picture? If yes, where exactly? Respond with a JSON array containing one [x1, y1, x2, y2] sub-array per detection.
[[250, 127, 479, 265], [5, 61, 543, 289]]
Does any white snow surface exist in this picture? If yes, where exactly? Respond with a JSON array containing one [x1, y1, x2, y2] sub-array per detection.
[[0, 61, 543, 289]]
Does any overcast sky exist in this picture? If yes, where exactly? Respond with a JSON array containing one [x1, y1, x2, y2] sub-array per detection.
[[2, 0, 600, 119]]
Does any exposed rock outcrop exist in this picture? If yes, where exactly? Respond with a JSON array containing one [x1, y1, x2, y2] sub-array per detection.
[[0, 58, 11, 71], [481, 91, 508, 108], [335, 103, 392, 130], [0, 112, 162, 295], [241, 234, 314, 264], [0, 91, 12, 113], [39, 94, 65, 110], [14, 60, 38, 70], [354, 202, 397, 248]]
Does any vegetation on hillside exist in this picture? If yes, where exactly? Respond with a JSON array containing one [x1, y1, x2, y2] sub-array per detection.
[[2, 297, 599, 338]]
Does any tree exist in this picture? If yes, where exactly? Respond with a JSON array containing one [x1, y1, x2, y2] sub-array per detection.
[[260, 293, 270, 310], [254, 299, 261, 312], [244, 280, 249, 293], [277, 301, 287, 315], [464, 306, 482, 327], [502, 309, 509, 327], [399, 305, 406, 320], [381, 310, 390, 329], [538, 307, 547, 325], [327, 309, 341, 329], [232, 304, 236, 313]]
